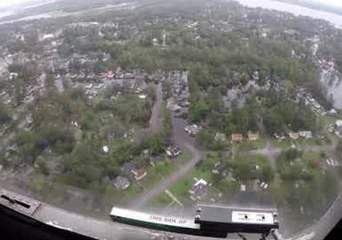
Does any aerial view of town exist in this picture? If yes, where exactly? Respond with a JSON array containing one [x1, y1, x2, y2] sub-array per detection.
[[1, 0, 342, 239]]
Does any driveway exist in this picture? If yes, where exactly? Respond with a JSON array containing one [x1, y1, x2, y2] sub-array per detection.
[[129, 117, 204, 209]]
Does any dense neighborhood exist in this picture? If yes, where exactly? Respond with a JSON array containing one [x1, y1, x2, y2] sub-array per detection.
[[1, 0, 342, 238]]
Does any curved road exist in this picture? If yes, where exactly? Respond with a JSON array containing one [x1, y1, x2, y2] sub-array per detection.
[[130, 142, 203, 209], [2, 83, 341, 239], [130, 116, 204, 209]]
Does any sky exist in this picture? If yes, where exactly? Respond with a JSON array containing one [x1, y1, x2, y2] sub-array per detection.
[[314, 0, 342, 8], [0, 0, 342, 9], [0, 0, 32, 8]]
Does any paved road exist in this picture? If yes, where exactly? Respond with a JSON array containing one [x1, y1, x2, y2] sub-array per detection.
[[250, 143, 335, 157], [129, 80, 205, 209], [2, 139, 339, 239], [130, 142, 203, 209], [148, 83, 163, 133]]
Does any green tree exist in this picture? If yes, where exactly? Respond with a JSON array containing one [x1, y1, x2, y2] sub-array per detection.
[[61, 141, 104, 188], [189, 97, 209, 122], [0, 102, 11, 125]]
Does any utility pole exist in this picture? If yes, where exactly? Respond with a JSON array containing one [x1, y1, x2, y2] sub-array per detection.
[[162, 29, 166, 48]]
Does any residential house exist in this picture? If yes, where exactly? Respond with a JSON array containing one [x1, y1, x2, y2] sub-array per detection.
[[165, 145, 181, 158], [327, 109, 337, 116], [240, 184, 246, 192], [150, 155, 165, 166], [247, 131, 259, 141], [39, 33, 55, 41], [214, 133, 226, 142], [251, 71, 260, 81], [167, 98, 181, 112], [298, 131, 313, 139], [121, 162, 136, 175], [231, 133, 243, 143], [103, 145, 109, 154], [185, 125, 201, 136], [112, 176, 130, 190], [106, 70, 115, 80], [179, 100, 190, 107], [131, 168, 147, 181], [189, 178, 208, 201], [288, 132, 299, 140], [138, 94, 147, 100], [273, 133, 286, 141], [211, 162, 225, 175], [152, 38, 159, 47], [336, 120, 342, 128], [246, 180, 260, 192], [335, 120, 342, 137]]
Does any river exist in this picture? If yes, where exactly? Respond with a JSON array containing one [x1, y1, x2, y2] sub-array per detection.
[[236, 0, 342, 27]]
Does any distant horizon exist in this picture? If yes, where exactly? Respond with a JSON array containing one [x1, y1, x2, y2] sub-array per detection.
[[314, 0, 342, 9], [0, 0, 342, 10]]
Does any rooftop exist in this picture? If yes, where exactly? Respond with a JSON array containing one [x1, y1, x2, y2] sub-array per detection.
[[231, 133, 243, 142]]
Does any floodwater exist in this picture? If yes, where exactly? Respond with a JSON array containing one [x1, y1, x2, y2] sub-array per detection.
[[0, 2, 137, 25], [320, 69, 342, 109], [236, 0, 342, 27], [235, 0, 342, 109], [0, 13, 52, 25]]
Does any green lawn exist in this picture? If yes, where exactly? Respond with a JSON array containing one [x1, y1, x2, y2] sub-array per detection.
[[177, 148, 193, 165], [50, 150, 194, 206], [144, 149, 198, 207], [148, 151, 277, 208], [140, 161, 178, 189], [302, 151, 323, 162], [234, 139, 267, 151], [106, 182, 142, 201], [271, 139, 292, 149], [157, 155, 223, 204], [254, 154, 271, 165], [296, 137, 327, 147], [141, 149, 193, 187], [253, 139, 267, 149], [123, 148, 194, 205], [320, 115, 339, 127], [148, 191, 173, 207]]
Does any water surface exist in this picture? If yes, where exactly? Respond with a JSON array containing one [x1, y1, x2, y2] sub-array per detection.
[[236, 0, 342, 27]]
